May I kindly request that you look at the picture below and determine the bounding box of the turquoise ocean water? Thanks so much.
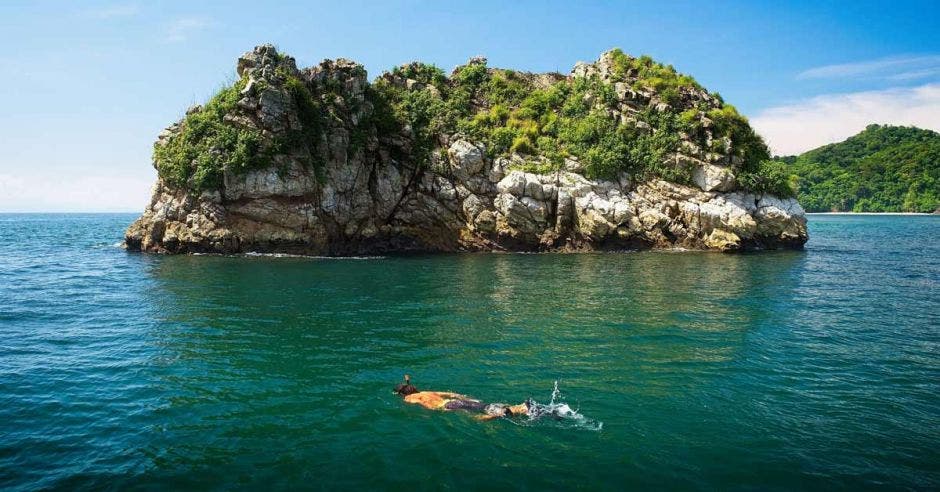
[0,214,937,490]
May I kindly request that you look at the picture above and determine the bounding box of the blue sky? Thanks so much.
[1,0,938,211]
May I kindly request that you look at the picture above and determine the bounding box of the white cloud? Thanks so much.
[751,83,940,156]
[165,17,211,43]
[84,4,140,19]
[0,173,153,212]
[797,55,940,81]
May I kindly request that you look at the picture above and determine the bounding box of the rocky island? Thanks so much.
[126,45,807,254]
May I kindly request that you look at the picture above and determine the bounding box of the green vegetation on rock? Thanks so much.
[154,77,272,191]
[156,47,790,197]
[782,125,940,212]
[737,160,798,198]
[371,51,777,190]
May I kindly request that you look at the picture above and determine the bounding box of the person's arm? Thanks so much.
[475,414,501,421]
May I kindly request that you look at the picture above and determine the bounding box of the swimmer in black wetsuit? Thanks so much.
[394,375,529,419]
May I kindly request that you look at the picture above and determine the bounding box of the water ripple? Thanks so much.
[0,214,937,489]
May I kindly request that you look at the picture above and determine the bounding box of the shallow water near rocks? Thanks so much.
[0,214,937,489]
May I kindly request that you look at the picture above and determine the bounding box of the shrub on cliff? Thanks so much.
[154,77,271,190]
[738,160,797,197]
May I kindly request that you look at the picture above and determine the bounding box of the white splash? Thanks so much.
[517,380,603,431]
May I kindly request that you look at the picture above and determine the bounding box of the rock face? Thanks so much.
[126,45,807,254]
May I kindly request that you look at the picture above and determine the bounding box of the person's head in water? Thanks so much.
[394,374,418,396]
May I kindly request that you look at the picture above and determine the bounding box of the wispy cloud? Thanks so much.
[165,17,211,43]
[797,55,940,81]
[84,4,140,19]
[888,69,940,81]
[751,83,940,155]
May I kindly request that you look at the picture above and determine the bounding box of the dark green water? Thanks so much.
[1,214,938,490]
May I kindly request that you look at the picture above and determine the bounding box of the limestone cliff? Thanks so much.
[126,45,807,254]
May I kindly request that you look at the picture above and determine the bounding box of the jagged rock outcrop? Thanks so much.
[126,45,807,254]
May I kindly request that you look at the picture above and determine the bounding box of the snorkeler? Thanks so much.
[394,375,530,420]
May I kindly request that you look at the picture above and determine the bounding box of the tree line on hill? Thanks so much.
[777,124,939,213]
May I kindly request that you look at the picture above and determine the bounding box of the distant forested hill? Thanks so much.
[781,124,939,212]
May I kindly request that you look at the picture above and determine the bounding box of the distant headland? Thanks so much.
[779,124,939,214]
